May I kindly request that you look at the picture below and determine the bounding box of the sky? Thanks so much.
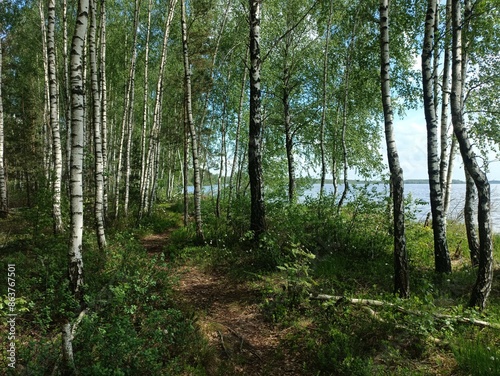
[388,108,500,181]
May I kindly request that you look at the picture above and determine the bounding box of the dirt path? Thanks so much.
[141,231,302,376]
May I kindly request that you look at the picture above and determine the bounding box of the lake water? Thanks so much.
[302,183,500,233]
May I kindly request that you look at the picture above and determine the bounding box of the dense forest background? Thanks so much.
[1,0,500,375]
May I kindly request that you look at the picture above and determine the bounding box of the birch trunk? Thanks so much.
[283,45,295,203]
[68,0,87,308]
[124,0,140,217]
[140,0,177,218]
[337,18,358,211]
[451,0,493,309]
[422,0,451,273]
[464,168,479,266]
[47,0,63,234]
[227,47,248,219]
[39,0,52,181]
[183,109,189,226]
[380,0,409,298]
[63,0,71,179]
[439,0,452,215]
[90,0,106,249]
[216,96,228,218]
[64,0,89,370]
[319,1,333,201]
[140,0,152,218]
[0,35,7,217]
[248,0,266,237]
[181,0,204,241]
[115,0,139,218]
[100,0,109,218]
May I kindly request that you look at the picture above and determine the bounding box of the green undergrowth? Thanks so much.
[2,187,500,375]
[163,187,500,375]
[0,205,211,375]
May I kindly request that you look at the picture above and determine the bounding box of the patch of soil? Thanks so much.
[174,266,302,375]
[140,229,304,375]
[141,231,173,253]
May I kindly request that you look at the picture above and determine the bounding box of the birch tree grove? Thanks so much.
[140,0,178,218]
[379,0,409,299]
[3,0,500,372]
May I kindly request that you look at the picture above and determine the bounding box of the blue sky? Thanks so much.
[390,108,500,181]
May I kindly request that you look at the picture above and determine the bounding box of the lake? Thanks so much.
[302,183,500,233]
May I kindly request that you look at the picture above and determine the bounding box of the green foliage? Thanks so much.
[277,245,316,306]
[452,335,500,376]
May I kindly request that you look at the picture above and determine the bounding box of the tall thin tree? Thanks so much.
[90,0,106,249]
[422,0,451,273]
[0,34,7,218]
[319,0,333,201]
[181,0,204,241]
[63,0,89,370]
[248,0,266,237]
[380,0,409,298]
[47,0,63,233]
[450,0,493,309]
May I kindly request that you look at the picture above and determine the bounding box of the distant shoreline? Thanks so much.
[311,179,500,185]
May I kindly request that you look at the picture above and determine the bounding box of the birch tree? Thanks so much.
[439,0,452,217]
[90,0,106,249]
[64,0,88,369]
[451,0,493,309]
[181,0,204,241]
[0,34,7,218]
[319,0,333,201]
[380,0,409,298]
[140,0,177,218]
[248,0,266,237]
[47,0,63,234]
[422,0,451,273]
[100,0,109,218]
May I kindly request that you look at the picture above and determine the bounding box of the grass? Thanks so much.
[1,192,500,375]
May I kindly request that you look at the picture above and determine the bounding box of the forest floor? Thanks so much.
[141,231,303,376]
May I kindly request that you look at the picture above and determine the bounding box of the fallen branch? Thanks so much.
[214,322,263,360]
[217,330,231,358]
[310,294,500,329]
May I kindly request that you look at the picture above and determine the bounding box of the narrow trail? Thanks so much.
[141,230,303,376]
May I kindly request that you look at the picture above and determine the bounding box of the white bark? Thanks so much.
[90,0,106,249]
[380,0,409,298]
[47,0,63,234]
[139,0,152,219]
[319,1,333,201]
[451,0,493,309]
[422,0,451,273]
[124,0,140,217]
[0,36,7,216]
[181,0,204,240]
[63,0,72,181]
[39,0,52,181]
[69,0,88,303]
[141,0,178,218]
[65,0,89,370]
[227,48,248,219]
[439,0,452,217]
[100,0,109,218]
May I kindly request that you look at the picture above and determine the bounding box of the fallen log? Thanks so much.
[310,294,500,329]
